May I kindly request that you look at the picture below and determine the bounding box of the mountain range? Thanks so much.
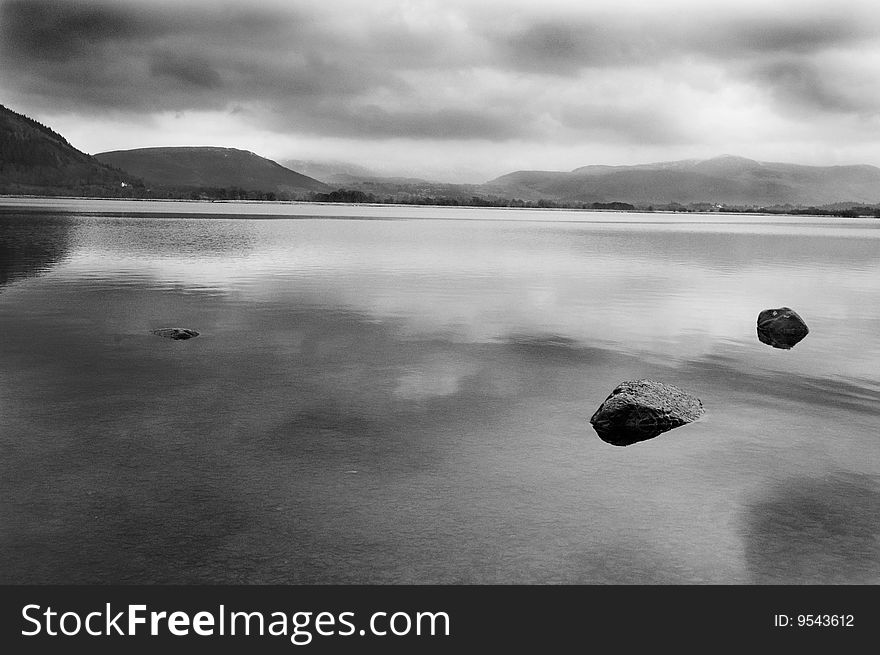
[3,104,880,208]
[481,155,880,206]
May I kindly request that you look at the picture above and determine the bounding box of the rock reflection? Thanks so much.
[151,327,199,340]
[756,307,809,349]
[590,379,705,446]
[741,473,880,583]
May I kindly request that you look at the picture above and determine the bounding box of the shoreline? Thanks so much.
[1,194,875,221]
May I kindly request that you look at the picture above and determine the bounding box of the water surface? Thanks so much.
[2,199,879,584]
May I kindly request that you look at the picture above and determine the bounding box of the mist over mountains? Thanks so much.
[279,160,381,186]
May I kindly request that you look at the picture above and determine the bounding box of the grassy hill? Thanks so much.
[0,104,136,196]
[96,147,328,197]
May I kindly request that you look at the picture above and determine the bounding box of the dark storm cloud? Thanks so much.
[488,6,877,72]
[559,104,689,145]
[692,10,880,117]
[0,0,298,58]
[703,15,873,56]
[0,0,158,61]
[750,58,865,114]
[0,0,468,136]
[0,1,375,105]
[2,0,879,146]
[149,53,223,89]
[485,4,880,120]
[490,19,656,73]
[264,103,524,141]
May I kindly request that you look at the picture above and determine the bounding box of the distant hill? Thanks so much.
[0,104,135,196]
[280,159,436,190]
[280,159,379,185]
[278,158,480,201]
[482,155,880,206]
[96,147,328,195]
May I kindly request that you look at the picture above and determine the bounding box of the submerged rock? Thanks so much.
[590,379,705,446]
[151,327,199,340]
[757,307,808,349]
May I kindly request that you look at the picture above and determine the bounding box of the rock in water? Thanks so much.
[590,379,705,446]
[757,307,809,349]
[151,327,199,340]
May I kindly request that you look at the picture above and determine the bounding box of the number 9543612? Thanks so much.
[797,615,854,627]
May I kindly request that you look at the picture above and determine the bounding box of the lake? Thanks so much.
[2,197,879,584]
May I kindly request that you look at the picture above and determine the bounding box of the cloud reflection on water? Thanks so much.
[741,473,880,584]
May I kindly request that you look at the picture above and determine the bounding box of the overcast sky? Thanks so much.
[2,0,880,182]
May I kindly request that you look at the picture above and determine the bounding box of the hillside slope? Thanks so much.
[96,147,328,195]
[0,104,134,195]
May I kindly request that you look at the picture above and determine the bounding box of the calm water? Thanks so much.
[2,198,879,584]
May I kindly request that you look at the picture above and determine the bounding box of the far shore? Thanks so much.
[1,194,877,221]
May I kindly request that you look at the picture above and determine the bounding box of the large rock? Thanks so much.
[151,327,199,340]
[590,379,705,446]
[757,307,808,349]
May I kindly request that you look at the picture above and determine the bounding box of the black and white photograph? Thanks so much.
[1,0,879,645]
